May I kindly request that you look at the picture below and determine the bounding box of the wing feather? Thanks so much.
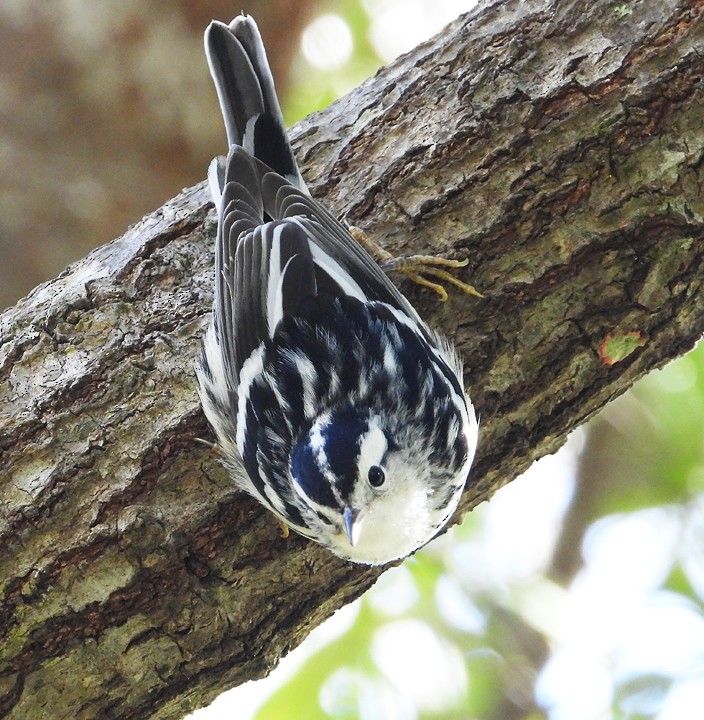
[212,146,436,390]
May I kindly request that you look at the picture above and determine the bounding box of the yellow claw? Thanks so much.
[398,271,449,302]
[347,226,483,301]
[277,519,290,539]
[382,256,483,300]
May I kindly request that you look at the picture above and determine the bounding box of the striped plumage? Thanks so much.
[196,15,478,564]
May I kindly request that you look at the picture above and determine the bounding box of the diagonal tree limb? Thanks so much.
[1,0,703,717]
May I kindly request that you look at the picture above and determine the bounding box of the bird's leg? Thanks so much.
[195,437,222,453]
[347,225,482,302]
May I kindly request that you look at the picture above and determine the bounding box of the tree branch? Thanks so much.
[1,0,703,717]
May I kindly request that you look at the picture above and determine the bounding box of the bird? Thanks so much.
[196,14,479,565]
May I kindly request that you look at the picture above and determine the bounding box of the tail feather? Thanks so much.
[205,17,307,192]
[207,156,225,212]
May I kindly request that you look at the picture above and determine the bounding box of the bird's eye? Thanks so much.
[367,465,385,487]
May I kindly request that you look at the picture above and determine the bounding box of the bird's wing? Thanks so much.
[213,146,429,386]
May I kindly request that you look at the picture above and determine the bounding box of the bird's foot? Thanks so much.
[347,225,482,302]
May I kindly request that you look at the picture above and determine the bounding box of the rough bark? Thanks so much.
[1,0,703,717]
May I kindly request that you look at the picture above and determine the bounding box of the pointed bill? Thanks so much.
[343,507,357,546]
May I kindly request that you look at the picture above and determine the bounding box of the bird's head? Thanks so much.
[289,402,477,565]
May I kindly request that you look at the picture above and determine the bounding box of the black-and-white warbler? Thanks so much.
[196,15,479,565]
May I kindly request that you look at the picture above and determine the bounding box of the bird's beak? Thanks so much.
[343,507,357,546]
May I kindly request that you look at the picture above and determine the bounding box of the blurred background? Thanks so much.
[3,1,702,718]
[0,0,325,310]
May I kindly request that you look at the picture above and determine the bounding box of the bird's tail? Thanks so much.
[204,16,307,194]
